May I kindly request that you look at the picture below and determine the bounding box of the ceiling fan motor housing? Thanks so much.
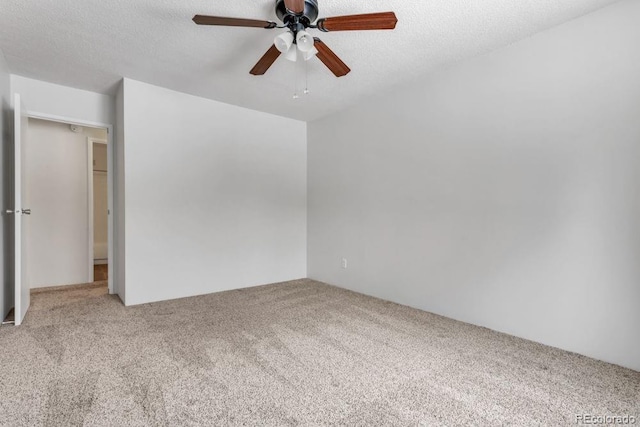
[275,0,319,26]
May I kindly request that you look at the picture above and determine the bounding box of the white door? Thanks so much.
[13,94,30,325]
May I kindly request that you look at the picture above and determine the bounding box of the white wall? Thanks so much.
[26,118,107,288]
[121,79,307,305]
[10,76,114,126]
[308,0,640,372]
[115,81,125,301]
[0,50,11,319]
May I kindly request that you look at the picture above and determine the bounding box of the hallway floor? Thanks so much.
[94,264,108,281]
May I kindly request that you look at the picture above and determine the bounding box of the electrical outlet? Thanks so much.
[341,258,348,269]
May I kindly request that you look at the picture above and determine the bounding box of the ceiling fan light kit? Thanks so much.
[274,30,316,62]
[274,32,294,53]
[193,0,397,77]
[302,46,318,61]
[283,44,299,62]
[296,31,315,53]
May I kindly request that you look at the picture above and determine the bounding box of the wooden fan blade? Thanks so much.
[317,12,397,32]
[193,15,277,29]
[313,38,350,77]
[284,0,305,14]
[250,45,282,75]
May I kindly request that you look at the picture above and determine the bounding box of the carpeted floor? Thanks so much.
[0,279,638,426]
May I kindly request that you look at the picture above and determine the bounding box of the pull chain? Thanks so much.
[304,58,309,95]
[293,48,299,99]
[293,48,311,98]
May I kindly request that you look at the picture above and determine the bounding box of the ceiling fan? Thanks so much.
[193,0,398,77]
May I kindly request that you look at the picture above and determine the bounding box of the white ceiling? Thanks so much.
[0,0,620,121]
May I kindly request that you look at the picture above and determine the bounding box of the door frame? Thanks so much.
[26,111,115,295]
[87,137,108,283]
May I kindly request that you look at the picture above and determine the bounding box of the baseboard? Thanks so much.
[31,281,107,294]
[94,259,108,265]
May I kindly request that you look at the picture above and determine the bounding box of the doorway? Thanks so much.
[25,117,113,293]
[89,138,108,282]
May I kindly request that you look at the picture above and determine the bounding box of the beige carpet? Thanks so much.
[0,279,638,426]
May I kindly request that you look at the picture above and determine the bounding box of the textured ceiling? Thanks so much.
[0,0,621,121]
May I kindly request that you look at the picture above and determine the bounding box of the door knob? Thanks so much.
[4,210,15,215]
